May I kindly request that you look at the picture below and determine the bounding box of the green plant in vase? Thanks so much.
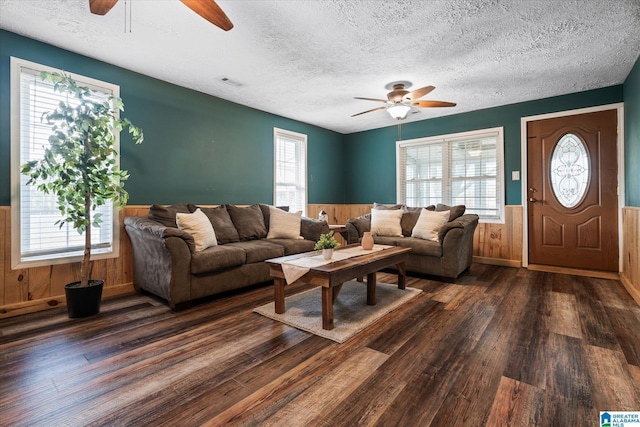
[315,231,341,260]
[21,71,143,317]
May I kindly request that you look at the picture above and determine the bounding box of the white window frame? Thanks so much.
[273,128,307,216]
[10,57,122,269]
[396,127,505,223]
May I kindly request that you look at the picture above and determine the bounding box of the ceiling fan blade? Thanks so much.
[351,106,387,117]
[180,0,234,31]
[89,0,118,15]
[411,100,457,108]
[354,97,388,104]
[404,85,435,101]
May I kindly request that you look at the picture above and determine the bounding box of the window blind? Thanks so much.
[15,63,116,265]
[274,128,307,215]
[397,128,504,222]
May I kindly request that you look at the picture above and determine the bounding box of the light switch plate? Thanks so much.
[512,171,520,181]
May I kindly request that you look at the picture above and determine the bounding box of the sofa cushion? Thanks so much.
[267,206,303,239]
[190,245,246,274]
[225,240,285,263]
[226,204,268,241]
[371,235,402,246]
[412,209,450,242]
[395,237,443,257]
[370,208,403,237]
[401,205,435,236]
[197,205,240,244]
[436,204,466,221]
[176,209,218,252]
[265,238,315,255]
[148,202,191,228]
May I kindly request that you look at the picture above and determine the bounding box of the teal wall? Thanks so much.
[344,86,623,205]
[0,30,345,206]
[1,30,635,209]
[624,54,640,207]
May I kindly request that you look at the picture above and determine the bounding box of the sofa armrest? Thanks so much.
[124,216,193,309]
[344,222,360,244]
[437,214,479,243]
[440,214,479,278]
[300,217,330,242]
[345,214,371,244]
[124,216,196,252]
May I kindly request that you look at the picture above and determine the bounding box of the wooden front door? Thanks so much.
[527,110,618,271]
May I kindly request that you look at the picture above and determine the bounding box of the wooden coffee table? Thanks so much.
[266,245,411,330]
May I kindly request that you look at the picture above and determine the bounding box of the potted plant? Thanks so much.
[314,231,341,260]
[21,71,143,318]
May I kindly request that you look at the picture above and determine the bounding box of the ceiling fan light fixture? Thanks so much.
[387,104,411,120]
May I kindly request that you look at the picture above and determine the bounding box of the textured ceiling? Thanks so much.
[1,0,639,134]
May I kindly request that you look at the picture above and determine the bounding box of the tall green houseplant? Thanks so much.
[21,72,143,289]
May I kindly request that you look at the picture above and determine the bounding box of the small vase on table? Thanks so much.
[361,231,374,250]
[322,248,334,260]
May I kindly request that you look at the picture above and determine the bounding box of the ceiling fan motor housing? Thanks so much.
[388,84,410,103]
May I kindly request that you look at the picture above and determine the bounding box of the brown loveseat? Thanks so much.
[345,204,479,280]
[124,203,329,310]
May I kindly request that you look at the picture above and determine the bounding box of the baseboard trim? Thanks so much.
[472,256,521,268]
[526,264,620,280]
[620,273,640,307]
[0,283,135,319]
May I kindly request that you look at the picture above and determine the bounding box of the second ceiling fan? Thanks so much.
[89,0,233,31]
[353,81,456,120]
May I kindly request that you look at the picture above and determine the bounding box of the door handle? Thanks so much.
[529,198,538,203]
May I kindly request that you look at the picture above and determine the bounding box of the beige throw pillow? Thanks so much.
[267,206,303,239]
[370,208,403,237]
[176,208,218,251]
[411,209,450,242]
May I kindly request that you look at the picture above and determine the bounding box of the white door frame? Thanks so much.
[520,103,625,271]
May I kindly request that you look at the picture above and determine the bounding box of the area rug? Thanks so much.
[253,280,422,343]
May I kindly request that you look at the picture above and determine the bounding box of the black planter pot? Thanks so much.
[64,279,104,318]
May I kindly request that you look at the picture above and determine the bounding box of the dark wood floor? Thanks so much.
[1,264,640,426]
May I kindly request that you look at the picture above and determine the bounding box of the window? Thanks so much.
[273,128,307,215]
[10,57,121,268]
[397,127,505,222]
[550,133,589,208]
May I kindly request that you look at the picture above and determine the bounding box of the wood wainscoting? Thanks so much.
[2,204,636,318]
[0,206,148,319]
[622,207,640,306]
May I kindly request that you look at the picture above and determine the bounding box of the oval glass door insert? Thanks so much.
[550,133,589,208]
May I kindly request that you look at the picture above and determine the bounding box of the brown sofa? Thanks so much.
[124,203,329,310]
[345,204,479,280]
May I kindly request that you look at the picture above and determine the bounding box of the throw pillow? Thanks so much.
[436,203,465,221]
[412,209,451,242]
[226,204,268,241]
[370,208,404,237]
[401,205,435,236]
[148,202,191,228]
[176,208,218,251]
[267,206,303,239]
[258,204,290,233]
[197,205,240,244]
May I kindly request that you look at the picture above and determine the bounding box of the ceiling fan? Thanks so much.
[89,0,233,31]
[352,81,456,120]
